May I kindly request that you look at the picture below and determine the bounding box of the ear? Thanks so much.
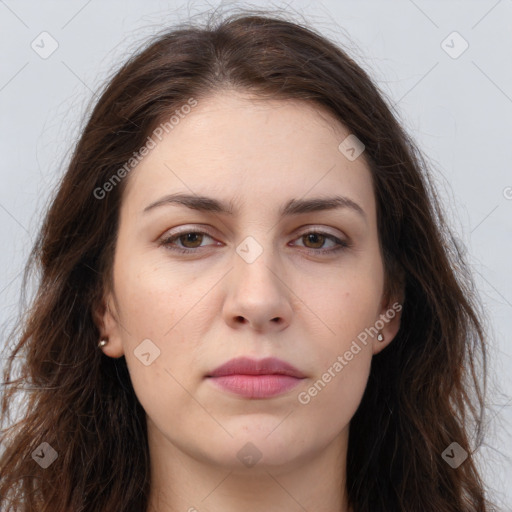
[93,291,125,359]
[372,287,404,356]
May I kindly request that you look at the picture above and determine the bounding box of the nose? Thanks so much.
[221,246,293,333]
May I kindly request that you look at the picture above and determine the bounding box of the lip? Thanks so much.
[206,356,306,399]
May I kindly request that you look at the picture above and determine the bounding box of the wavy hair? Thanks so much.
[0,9,493,511]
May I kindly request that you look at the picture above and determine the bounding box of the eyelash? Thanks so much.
[159,229,350,255]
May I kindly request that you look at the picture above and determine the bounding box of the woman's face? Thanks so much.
[100,91,401,471]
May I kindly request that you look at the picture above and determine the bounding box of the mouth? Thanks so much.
[206,356,306,399]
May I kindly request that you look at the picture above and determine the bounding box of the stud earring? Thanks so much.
[98,339,108,348]
[377,332,384,342]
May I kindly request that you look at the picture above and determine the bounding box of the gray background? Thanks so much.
[1,0,511,508]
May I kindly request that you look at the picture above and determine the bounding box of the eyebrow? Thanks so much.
[142,193,366,221]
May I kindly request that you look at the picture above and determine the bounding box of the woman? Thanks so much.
[0,10,494,512]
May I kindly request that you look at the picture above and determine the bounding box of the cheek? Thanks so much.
[295,270,380,421]
[116,267,201,428]
[304,271,383,351]
[294,342,372,449]
[112,250,212,375]
[113,250,201,338]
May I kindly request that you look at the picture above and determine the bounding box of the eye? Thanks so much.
[159,228,350,255]
[159,230,218,254]
[290,231,349,254]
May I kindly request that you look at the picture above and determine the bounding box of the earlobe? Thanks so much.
[372,299,403,355]
[93,293,125,358]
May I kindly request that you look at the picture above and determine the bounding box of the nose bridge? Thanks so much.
[233,233,281,295]
[223,233,292,330]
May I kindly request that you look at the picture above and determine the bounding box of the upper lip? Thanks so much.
[207,356,306,378]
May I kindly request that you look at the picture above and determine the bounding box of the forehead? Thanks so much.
[121,91,375,220]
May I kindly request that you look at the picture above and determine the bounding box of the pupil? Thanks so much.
[306,233,324,248]
[183,233,201,247]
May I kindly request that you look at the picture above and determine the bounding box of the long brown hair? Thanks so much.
[1,8,494,511]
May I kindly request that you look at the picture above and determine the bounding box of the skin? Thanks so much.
[98,90,402,512]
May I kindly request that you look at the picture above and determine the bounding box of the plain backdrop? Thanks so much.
[1,0,511,508]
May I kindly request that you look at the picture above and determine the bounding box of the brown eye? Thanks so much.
[302,233,327,249]
[160,230,217,253]
[178,232,204,248]
[291,230,349,254]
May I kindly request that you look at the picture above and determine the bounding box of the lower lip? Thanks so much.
[208,374,304,398]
